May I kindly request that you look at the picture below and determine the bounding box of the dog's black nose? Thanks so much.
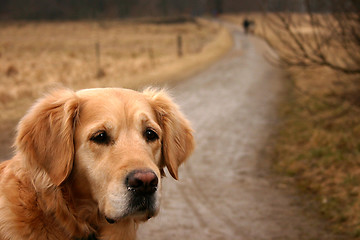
[126,170,158,195]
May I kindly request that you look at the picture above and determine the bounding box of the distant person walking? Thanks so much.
[243,18,250,34]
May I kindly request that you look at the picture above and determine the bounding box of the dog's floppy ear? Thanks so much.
[143,88,195,180]
[15,89,80,186]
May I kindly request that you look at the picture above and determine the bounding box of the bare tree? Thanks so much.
[261,0,360,75]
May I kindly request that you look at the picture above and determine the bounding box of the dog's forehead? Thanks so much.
[76,88,154,121]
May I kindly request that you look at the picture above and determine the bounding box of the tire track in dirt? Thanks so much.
[181,161,240,231]
[175,183,208,229]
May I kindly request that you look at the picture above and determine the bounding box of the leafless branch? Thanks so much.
[262,0,360,75]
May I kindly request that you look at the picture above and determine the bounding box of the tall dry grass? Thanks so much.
[0,19,232,124]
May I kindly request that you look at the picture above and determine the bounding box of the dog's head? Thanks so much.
[15,88,194,223]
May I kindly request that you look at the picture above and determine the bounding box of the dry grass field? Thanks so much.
[0,18,232,124]
[225,13,360,238]
[0,18,232,161]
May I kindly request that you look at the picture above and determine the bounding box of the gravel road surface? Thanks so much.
[137,24,341,240]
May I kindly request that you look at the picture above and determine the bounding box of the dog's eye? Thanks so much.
[144,129,159,142]
[90,131,110,145]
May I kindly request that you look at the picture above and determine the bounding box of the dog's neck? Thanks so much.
[24,164,96,238]
[38,182,96,237]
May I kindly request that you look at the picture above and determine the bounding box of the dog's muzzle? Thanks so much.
[105,169,159,224]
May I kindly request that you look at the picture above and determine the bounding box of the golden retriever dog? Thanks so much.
[0,88,194,240]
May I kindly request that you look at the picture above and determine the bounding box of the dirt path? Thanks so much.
[137,24,341,240]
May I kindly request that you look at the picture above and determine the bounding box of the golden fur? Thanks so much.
[0,88,194,240]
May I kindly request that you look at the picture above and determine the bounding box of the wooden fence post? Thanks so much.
[177,35,183,58]
[95,41,100,72]
[95,41,105,78]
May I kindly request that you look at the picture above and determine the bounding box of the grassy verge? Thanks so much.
[276,67,360,238]
[223,13,360,238]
